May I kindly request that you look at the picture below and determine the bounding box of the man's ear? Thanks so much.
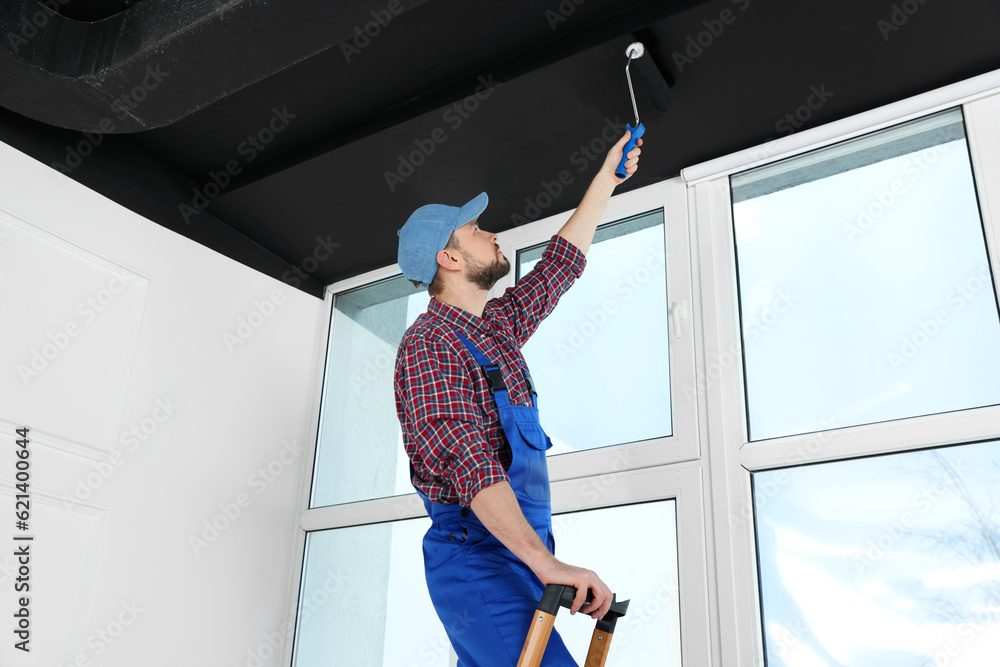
[436,247,461,272]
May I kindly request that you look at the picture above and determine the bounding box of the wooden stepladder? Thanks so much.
[517,584,630,667]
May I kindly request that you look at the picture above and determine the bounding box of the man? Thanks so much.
[394,130,642,665]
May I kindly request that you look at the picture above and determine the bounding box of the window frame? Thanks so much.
[693,91,1000,666]
[288,178,708,666]
[494,177,701,482]
[293,462,713,666]
[285,67,1000,667]
[304,177,699,511]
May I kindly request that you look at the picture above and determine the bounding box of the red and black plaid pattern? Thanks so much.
[394,234,586,506]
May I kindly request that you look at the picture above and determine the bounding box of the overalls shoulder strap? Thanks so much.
[451,327,538,403]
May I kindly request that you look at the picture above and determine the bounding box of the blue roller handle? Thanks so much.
[615,122,645,178]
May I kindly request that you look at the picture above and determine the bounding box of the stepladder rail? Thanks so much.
[516,584,630,667]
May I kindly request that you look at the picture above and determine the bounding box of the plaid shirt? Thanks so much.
[394,234,586,507]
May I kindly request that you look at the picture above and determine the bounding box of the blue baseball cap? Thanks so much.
[397,192,489,287]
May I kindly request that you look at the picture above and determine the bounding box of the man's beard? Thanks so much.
[462,248,511,290]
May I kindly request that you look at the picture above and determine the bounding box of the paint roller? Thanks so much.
[615,41,671,178]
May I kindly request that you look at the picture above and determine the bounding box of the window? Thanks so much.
[310,274,429,507]
[294,72,1000,667]
[694,89,1000,667]
[293,471,708,666]
[753,440,1000,666]
[516,209,671,452]
[496,178,699,477]
[295,178,709,666]
[731,108,1000,442]
[551,500,682,664]
[291,517,446,666]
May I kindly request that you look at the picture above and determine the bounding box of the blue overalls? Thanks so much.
[413,328,577,666]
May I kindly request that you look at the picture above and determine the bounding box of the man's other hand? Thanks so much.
[534,559,614,620]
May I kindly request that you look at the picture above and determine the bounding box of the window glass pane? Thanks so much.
[552,500,682,665]
[293,501,681,666]
[753,441,1000,666]
[517,211,671,453]
[311,276,429,507]
[292,517,452,666]
[731,108,1000,441]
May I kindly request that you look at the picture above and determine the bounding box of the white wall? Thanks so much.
[0,140,326,667]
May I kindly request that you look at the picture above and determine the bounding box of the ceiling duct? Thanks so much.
[0,0,441,133]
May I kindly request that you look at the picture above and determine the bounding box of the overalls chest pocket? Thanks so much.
[508,410,553,504]
[514,416,553,452]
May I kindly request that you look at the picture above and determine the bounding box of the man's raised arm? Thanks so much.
[556,130,642,256]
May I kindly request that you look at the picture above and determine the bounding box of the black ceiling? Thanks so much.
[2,0,999,298]
[53,0,136,22]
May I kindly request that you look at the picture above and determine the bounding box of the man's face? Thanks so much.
[454,218,510,290]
